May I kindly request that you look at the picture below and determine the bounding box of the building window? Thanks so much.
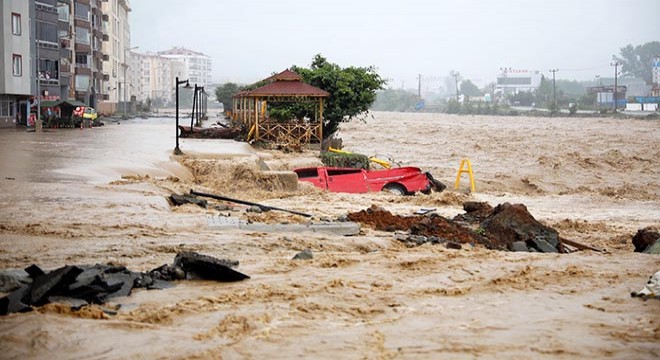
[75,74,90,90]
[11,13,21,35]
[0,96,16,117]
[57,4,70,22]
[75,27,90,45]
[36,21,58,43]
[12,55,22,76]
[74,3,90,21]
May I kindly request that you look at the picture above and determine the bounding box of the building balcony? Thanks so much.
[60,64,71,73]
[74,18,90,28]
[76,67,92,76]
[39,78,60,86]
[75,43,91,52]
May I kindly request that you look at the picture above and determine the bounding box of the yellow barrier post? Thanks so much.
[454,158,476,192]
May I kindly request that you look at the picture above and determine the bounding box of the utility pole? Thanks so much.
[417,74,422,98]
[611,61,620,112]
[549,69,559,109]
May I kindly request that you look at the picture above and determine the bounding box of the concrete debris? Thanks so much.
[643,240,660,255]
[480,203,563,253]
[632,227,660,253]
[395,234,445,247]
[293,249,314,260]
[453,201,494,224]
[0,269,31,293]
[173,252,249,282]
[511,241,529,252]
[0,252,248,316]
[631,270,660,300]
[170,193,208,208]
[207,215,361,236]
[445,241,463,250]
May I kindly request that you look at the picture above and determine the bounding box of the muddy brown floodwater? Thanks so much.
[0,112,659,359]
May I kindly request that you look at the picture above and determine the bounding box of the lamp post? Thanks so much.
[174,76,191,155]
[123,46,139,119]
[190,83,198,129]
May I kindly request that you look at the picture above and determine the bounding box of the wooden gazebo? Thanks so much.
[232,69,329,144]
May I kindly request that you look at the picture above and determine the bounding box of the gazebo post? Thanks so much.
[319,98,324,141]
[254,97,259,140]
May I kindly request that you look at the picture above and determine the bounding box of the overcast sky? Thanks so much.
[131,0,660,88]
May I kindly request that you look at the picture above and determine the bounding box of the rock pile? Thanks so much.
[0,251,249,316]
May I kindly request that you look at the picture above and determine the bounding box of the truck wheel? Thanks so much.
[384,183,407,196]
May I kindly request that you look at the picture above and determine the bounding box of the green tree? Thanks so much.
[534,75,553,107]
[460,79,481,97]
[214,82,241,111]
[613,41,660,84]
[291,54,386,138]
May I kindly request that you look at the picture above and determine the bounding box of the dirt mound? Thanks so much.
[347,205,487,246]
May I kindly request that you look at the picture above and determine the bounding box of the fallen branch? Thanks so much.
[190,190,312,218]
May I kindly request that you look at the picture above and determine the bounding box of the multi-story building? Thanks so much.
[158,47,212,86]
[0,0,33,127]
[130,51,184,106]
[34,0,61,103]
[56,0,106,109]
[495,68,542,96]
[653,56,660,86]
[100,0,130,115]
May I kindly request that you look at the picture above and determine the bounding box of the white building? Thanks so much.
[130,51,184,106]
[0,0,33,127]
[100,0,131,114]
[653,56,660,85]
[495,68,542,95]
[158,47,212,86]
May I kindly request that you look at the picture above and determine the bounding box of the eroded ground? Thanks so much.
[0,112,658,359]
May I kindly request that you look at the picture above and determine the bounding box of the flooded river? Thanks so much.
[0,113,658,359]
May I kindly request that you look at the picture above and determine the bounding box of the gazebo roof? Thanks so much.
[236,69,329,98]
[246,81,329,98]
[263,69,303,82]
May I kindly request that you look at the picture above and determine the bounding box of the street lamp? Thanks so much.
[191,85,206,128]
[123,46,139,119]
[174,76,191,155]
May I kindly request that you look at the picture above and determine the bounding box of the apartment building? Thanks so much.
[34,0,61,102]
[100,0,131,114]
[130,51,184,106]
[158,47,212,87]
[0,0,33,127]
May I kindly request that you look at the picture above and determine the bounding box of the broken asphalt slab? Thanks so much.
[0,251,249,316]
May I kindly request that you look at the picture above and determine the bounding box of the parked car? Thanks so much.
[82,107,98,121]
[293,166,444,195]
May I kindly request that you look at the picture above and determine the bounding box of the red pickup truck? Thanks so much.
[293,166,440,195]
